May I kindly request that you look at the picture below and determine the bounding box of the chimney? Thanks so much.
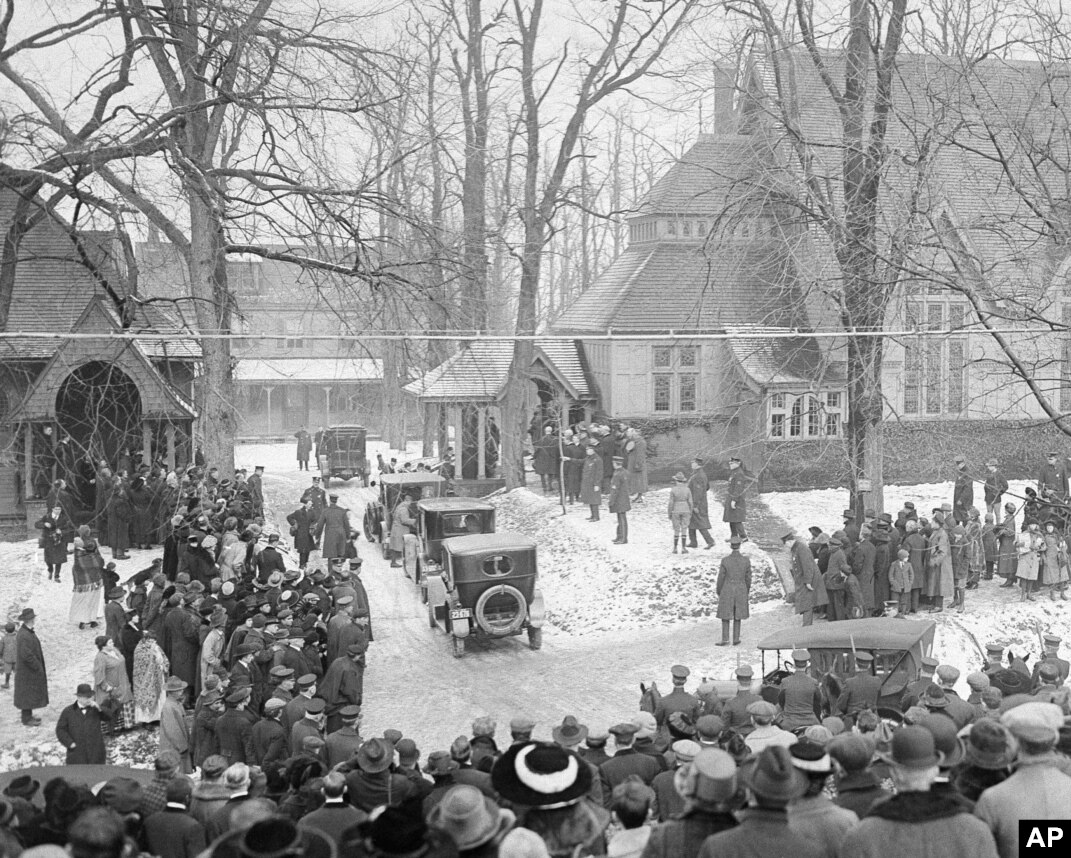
[710,63,740,135]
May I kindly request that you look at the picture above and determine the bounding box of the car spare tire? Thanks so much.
[474,584,527,637]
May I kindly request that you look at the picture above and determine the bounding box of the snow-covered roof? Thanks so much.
[234,357,382,383]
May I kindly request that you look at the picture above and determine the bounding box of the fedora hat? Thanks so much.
[741,746,808,803]
[881,725,944,769]
[491,741,592,808]
[428,785,514,851]
[357,737,394,774]
[365,805,431,856]
[424,750,460,776]
[239,818,308,858]
[18,608,35,622]
[917,714,965,768]
[4,774,40,799]
[965,720,1016,770]
[672,472,687,482]
[552,715,588,747]
[165,676,188,694]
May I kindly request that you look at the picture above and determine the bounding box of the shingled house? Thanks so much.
[0,191,199,529]
[553,51,1071,488]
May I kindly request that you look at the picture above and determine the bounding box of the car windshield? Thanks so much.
[808,648,910,683]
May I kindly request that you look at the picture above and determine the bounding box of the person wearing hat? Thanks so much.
[599,723,662,804]
[578,440,605,522]
[388,491,417,568]
[140,749,183,817]
[282,673,319,734]
[782,531,820,626]
[822,531,852,622]
[192,684,225,769]
[840,509,860,546]
[1032,632,1070,685]
[684,457,717,551]
[345,736,414,812]
[428,784,515,854]
[216,686,256,765]
[721,456,751,541]
[899,655,938,710]
[744,701,797,754]
[35,503,70,584]
[835,652,882,726]
[720,665,761,735]
[158,675,193,772]
[624,427,649,504]
[952,455,974,525]
[827,733,885,817]
[188,755,230,827]
[300,473,327,526]
[320,642,365,733]
[631,711,666,768]
[698,746,817,858]
[647,738,700,822]
[653,665,700,746]
[609,455,631,544]
[667,471,695,555]
[933,665,976,730]
[838,726,999,858]
[643,747,739,858]
[952,720,1015,803]
[55,682,109,764]
[250,696,289,769]
[984,459,1008,518]
[296,771,365,846]
[787,739,859,853]
[965,672,991,720]
[286,497,317,570]
[199,610,228,696]
[925,507,955,613]
[323,704,364,768]
[314,491,352,566]
[778,650,822,732]
[715,535,751,646]
[12,606,47,727]
[103,586,128,651]
[2,775,40,827]
[291,695,327,752]
[580,727,611,768]
[533,424,560,494]
[449,735,496,797]
[161,587,200,704]
[508,715,536,745]
[1038,450,1069,498]
[142,777,205,858]
[975,703,1071,858]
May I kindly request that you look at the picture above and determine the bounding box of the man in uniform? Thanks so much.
[609,456,631,545]
[598,723,662,808]
[715,535,751,646]
[952,455,973,525]
[290,697,326,751]
[836,652,882,726]
[654,664,699,747]
[324,705,364,768]
[934,664,976,729]
[982,642,1007,682]
[778,649,821,732]
[1032,632,1070,686]
[720,665,761,735]
[1039,451,1069,497]
[984,459,1009,517]
[247,466,264,519]
[722,457,749,540]
[301,476,327,527]
[282,673,319,735]
[320,643,365,733]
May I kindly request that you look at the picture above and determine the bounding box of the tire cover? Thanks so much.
[474,584,527,636]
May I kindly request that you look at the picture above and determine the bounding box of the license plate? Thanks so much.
[450,608,472,620]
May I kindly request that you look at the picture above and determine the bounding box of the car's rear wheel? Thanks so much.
[527,626,543,650]
[474,585,527,637]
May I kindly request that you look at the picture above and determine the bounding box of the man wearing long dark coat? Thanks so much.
[55,684,110,764]
[715,537,751,646]
[13,608,47,726]
[163,596,201,704]
[722,457,750,540]
[315,496,351,563]
[320,645,365,734]
[783,531,820,626]
[686,458,715,549]
[287,501,316,569]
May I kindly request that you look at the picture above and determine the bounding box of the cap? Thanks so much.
[792,648,810,663]
[509,716,536,734]
[966,672,991,691]
[985,642,1005,655]
[921,656,940,669]
[696,715,725,742]
[296,673,317,688]
[854,652,873,664]
[609,722,639,738]
[304,698,325,715]
[632,712,657,738]
[269,666,295,679]
[1043,633,1062,647]
[396,738,419,763]
[735,665,754,679]
[936,665,960,684]
[263,698,286,712]
[671,664,690,680]
[226,687,251,705]
[340,704,361,719]
[672,739,701,763]
[746,701,778,720]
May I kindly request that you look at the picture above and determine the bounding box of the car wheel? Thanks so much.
[452,635,465,658]
[362,510,375,543]
[474,585,528,636]
[527,626,543,650]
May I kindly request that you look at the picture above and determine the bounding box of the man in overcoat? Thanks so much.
[320,643,366,733]
[162,594,201,704]
[13,607,47,726]
[609,457,631,545]
[783,530,819,626]
[247,466,264,518]
[55,683,110,764]
[626,429,648,502]
[716,535,751,646]
[953,455,974,525]
[984,459,1009,517]
[286,499,316,569]
[315,494,351,565]
[579,443,604,521]
[687,458,715,549]
[722,457,750,540]
[295,427,312,471]
[1039,451,1070,497]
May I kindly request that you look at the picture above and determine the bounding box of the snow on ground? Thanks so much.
[493,488,782,635]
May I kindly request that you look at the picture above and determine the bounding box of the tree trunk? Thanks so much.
[188,194,236,475]
[845,335,885,517]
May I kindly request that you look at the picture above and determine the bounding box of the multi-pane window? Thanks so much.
[651,345,701,413]
[768,392,846,439]
[902,300,968,416]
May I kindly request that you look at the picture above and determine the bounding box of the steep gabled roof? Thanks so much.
[728,327,846,388]
[404,340,593,402]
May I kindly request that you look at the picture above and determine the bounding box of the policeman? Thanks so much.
[654,664,700,747]
[1031,632,1070,686]
[836,652,882,726]
[901,655,939,710]
[720,665,762,736]
[982,642,1006,682]
[777,649,822,732]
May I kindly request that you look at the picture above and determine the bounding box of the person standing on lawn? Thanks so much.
[687,458,716,549]
[716,535,751,646]
[668,472,694,555]
[295,427,312,471]
[722,457,750,541]
[35,506,68,583]
[626,428,648,503]
[56,682,110,764]
[609,457,631,545]
[580,442,604,522]
[13,607,47,726]
[782,531,820,626]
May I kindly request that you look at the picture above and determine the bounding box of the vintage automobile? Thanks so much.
[427,531,546,658]
[317,425,369,487]
[363,473,445,557]
[404,497,496,602]
[755,618,938,714]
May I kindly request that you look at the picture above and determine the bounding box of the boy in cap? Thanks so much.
[744,701,797,754]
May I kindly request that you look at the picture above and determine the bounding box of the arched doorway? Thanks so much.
[56,361,142,485]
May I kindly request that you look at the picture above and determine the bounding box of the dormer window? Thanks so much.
[682,221,692,237]
[666,220,677,237]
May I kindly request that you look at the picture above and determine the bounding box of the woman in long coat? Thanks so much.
[70,526,104,628]
[133,629,169,723]
[128,477,154,549]
[925,517,953,612]
[996,503,1019,583]
[1016,521,1043,600]
[1042,520,1069,600]
[107,486,132,560]
[579,445,604,520]
[626,431,648,499]
[93,635,134,731]
[687,460,714,549]
[35,506,68,582]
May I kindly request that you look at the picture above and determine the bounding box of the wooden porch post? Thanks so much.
[142,423,153,467]
[453,405,465,473]
[476,406,487,479]
[263,386,274,435]
[22,423,32,503]
[165,425,176,471]
[323,386,332,425]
